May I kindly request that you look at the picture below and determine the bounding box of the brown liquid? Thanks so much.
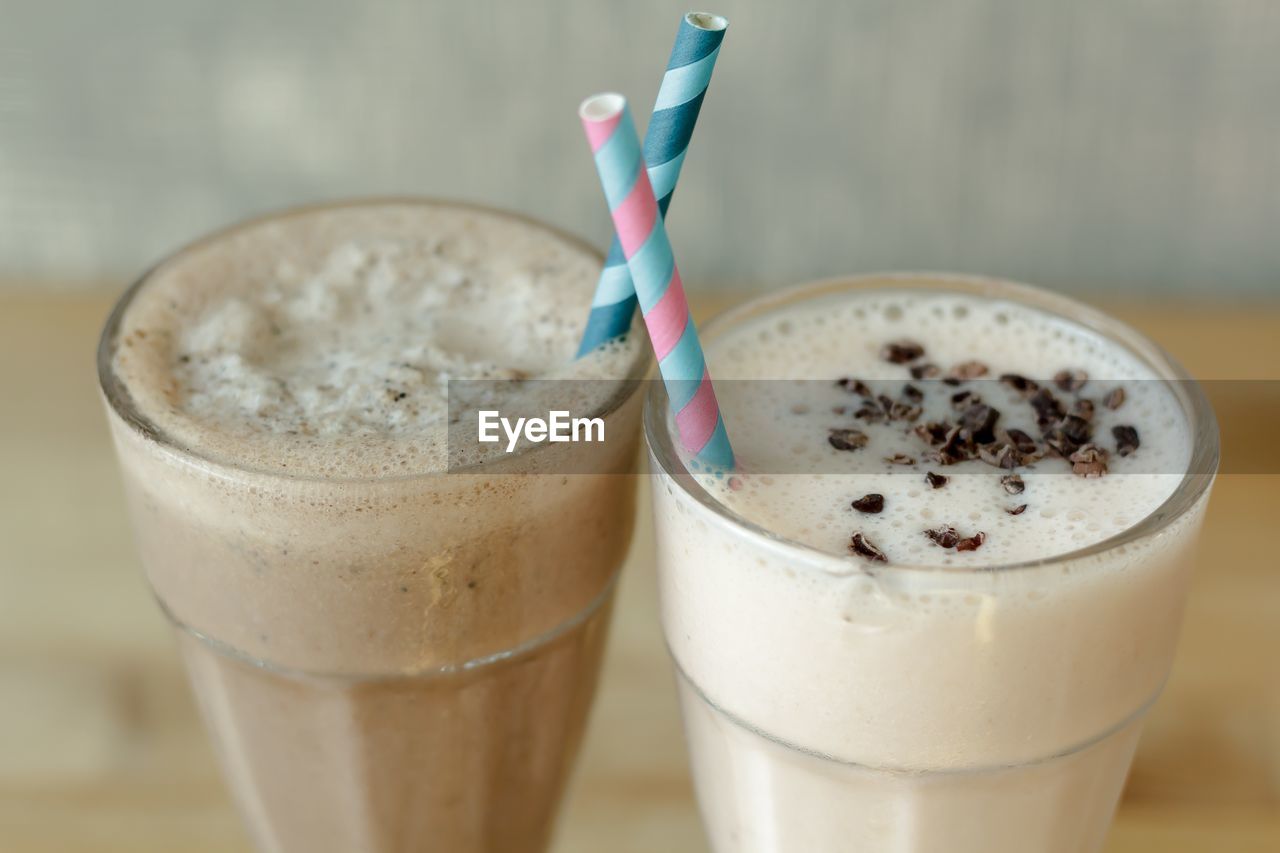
[177,605,611,853]
[100,201,647,852]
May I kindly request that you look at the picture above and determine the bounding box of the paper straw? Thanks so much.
[580,93,733,470]
[576,12,728,357]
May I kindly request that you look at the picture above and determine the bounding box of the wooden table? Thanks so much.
[0,290,1276,852]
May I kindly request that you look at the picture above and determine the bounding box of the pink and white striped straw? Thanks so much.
[579,92,733,470]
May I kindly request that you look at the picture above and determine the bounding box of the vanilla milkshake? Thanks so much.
[98,200,648,852]
[646,274,1217,852]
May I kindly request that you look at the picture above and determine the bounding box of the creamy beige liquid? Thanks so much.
[651,278,1209,852]
[101,201,645,853]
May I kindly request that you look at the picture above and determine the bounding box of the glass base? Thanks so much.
[175,597,614,853]
[676,670,1144,853]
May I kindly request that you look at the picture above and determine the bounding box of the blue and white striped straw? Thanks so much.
[576,11,728,356]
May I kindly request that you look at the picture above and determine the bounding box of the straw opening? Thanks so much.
[574,10,729,357]
[579,92,625,122]
[686,12,728,31]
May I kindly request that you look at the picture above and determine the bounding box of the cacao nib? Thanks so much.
[915,421,952,446]
[837,378,874,398]
[1103,387,1126,410]
[850,532,888,563]
[1069,443,1110,478]
[1112,425,1140,457]
[1005,428,1038,455]
[979,443,1020,469]
[1000,473,1025,495]
[1030,389,1066,428]
[1000,374,1040,396]
[949,360,990,380]
[959,403,1000,445]
[852,494,885,513]
[1054,369,1088,393]
[924,526,961,549]
[881,340,925,364]
[829,428,870,451]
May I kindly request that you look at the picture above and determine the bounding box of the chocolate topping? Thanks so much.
[1059,414,1092,445]
[1112,425,1140,457]
[959,403,1000,444]
[1004,428,1038,455]
[1000,473,1025,495]
[1029,388,1066,428]
[828,428,869,451]
[889,401,924,423]
[1054,369,1088,393]
[924,526,986,552]
[924,526,960,548]
[1069,443,1109,478]
[837,378,874,398]
[850,532,888,563]
[1103,387,1127,410]
[979,443,1020,469]
[914,421,948,446]
[827,342,1148,562]
[948,360,989,380]
[853,403,885,424]
[1000,374,1040,396]
[880,340,925,364]
[1043,426,1081,459]
[851,493,885,513]
[936,425,973,465]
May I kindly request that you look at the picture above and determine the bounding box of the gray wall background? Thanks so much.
[2,0,1279,295]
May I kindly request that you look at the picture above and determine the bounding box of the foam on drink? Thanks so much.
[687,288,1191,566]
[112,202,639,476]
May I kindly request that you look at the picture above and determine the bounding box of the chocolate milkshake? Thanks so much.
[98,200,648,852]
[646,274,1217,852]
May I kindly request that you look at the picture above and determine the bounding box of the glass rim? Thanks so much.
[97,196,651,484]
[643,271,1220,575]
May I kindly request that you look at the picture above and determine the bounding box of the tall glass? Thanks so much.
[98,200,650,852]
[645,274,1218,852]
